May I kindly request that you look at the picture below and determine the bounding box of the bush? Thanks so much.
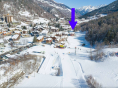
[86,75,102,88]
[82,43,86,46]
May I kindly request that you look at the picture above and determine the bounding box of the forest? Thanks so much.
[75,11,118,45]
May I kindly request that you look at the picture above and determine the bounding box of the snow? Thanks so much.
[14,31,21,34]
[12,34,19,39]
[55,14,59,17]
[0,30,116,87]
[18,11,32,17]
[4,4,10,9]
[33,17,50,24]
[37,36,43,40]
[46,38,52,40]
[78,5,106,15]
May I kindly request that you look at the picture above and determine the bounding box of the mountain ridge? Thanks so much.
[79,0,118,18]
[77,4,106,15]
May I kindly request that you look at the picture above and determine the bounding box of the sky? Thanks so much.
[54,0,116,8]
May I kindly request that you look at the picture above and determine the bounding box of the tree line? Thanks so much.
[75,11,118,45]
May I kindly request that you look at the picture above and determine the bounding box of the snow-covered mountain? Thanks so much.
[35,0,81,18]
[77,5,106,15]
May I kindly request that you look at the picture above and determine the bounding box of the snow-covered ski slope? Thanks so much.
[15,31,118,87]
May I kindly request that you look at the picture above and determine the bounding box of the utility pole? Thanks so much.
[75,47,76,55]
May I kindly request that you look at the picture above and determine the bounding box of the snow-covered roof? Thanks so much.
[70,32,75,34]
[12,34,19,39]
[41,30,48,34]
[4,36,11,40]
[50,26,58,30]
[56,32,62,35]
[62,32,69,34]
[14,31,21,34]
[37,36,44,40]
[46,38,52,40]
[0,39,4,43]
[61,36,67,38]
[9,28,15,30]
[50,34,56,37]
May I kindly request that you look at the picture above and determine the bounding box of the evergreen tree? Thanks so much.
[23,26,27,29]
[8,23,11,28]
[29,30,31,34]
[33,35,37,43]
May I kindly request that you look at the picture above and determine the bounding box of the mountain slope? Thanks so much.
[77,5,106,15]
[35,0,81,18]
[0,0,81,21]
[0,0,55,20]
[77,11,118,45]
[79,0,118,18]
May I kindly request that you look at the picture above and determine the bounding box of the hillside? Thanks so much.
[35,0,81,18]
[79,0,118,18]
[0,0,81,21]
[0,0,55,21]
[76,11,118,45]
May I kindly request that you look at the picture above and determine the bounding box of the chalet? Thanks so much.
[56,32,62,37]
[8,28,15,32]
[14,31,21,34]
[55,36,61,43]
[22,29,29,34]
[61,36,68,41]
[69,32,75,36]
[31,31,39,37]
[46,38,52,44]
[37,36,44,43]
[11,34,21,41]
[50,26,59,32]
[50,34,56,41]
[3,31,12,36]
[41,30,49,37]
[62,32,69,36]
[61,25,71,30]
[15,28,22,32]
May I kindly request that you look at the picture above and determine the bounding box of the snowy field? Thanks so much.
[14,31,118,87]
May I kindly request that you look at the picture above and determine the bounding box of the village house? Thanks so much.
[50,34,56,41]
[61,25,71,31]
[55,32,62,37]
[21,29,31,37]
[58,18,65,23]
[14,31,21,34]
[69,32,75,36]
[8,28,15,32]
[55,36,61,43]
[31,31,40,37]
[46,38,52,44]
[62,32,69,36]
[22,29,29,34]
[50,26,59,32]
[37,36,44,43]
[11,34,21,41]
[41,30,49,37]
[2,31,11,36]
[61,36,68,41]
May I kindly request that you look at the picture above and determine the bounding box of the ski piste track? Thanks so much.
[38,51,88,88]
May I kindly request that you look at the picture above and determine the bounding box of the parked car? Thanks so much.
[33,51,41,53]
